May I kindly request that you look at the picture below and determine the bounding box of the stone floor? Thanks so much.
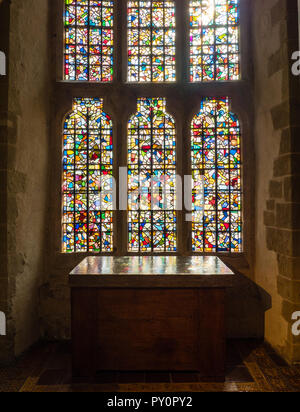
[0,340,299,392]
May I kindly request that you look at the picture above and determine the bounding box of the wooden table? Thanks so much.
[70,256,235,380]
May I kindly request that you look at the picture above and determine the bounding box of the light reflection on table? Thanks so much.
[71,256,234,277]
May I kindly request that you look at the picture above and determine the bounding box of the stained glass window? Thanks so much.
[190,0,240,82]
[64,0,114,82]
[128,1,176,82]
[191,97,242,252]
[128,98,177,252]
[62,98,114,253]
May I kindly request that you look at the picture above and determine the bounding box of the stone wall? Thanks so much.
[0,0,50,362]
[9,0,51,357]
[40,0,267,343]
[0,0,299,366]
[253,0,300,363]
[0,0,13,364]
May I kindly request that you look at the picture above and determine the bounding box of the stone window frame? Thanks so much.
[49,0,254,271]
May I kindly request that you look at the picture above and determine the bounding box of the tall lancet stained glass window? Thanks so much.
[128,1,176,82]
[128,98,177,252]
[64,0,114,82]
[191,98,242,252]
[190,0,240,82]
[62,98,114,253]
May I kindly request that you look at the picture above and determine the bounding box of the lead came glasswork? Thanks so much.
[191,97,242,252]
[190,0,240,82]
[62,98,113,253]
[128,98,177,252]
[64,0,114,81]
[128,1,176,82]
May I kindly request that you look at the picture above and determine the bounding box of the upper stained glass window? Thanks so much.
[190,0,240,82]
[62,98,114,253]
[191,97,242,252]
[128,1,176,82]
[128,98,177,252]
[64,0,114,82]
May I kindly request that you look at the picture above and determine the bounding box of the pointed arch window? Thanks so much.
[64,0,114,81]
[190,0,240,82]
[128,98,177,252]
[191,97,242,252]
[58,1,247,256]
[127,1,176,82]
[62,98,114,253]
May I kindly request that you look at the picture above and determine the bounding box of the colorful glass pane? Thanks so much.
[190,0,240,82]
[191,97,242,252]
[64,0,114,82]
[128,1,176,82]
[128,98,177,252]
[62,98,114,253]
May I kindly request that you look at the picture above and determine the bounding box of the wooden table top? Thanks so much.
[70,256,235,288]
